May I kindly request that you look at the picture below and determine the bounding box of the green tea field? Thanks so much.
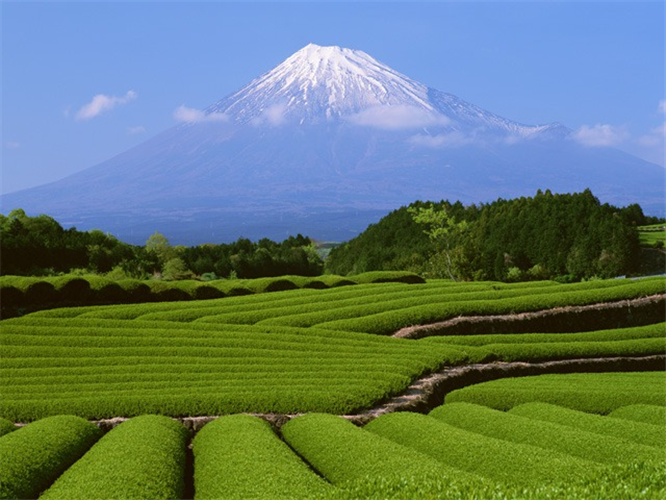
[1,275,664,499]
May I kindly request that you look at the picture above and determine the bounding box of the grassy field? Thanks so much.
[638,224,666,247]
[0,275,664,499]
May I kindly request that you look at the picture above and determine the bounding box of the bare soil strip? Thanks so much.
[393,294,666,339]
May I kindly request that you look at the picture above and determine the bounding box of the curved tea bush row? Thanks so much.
[422,323,666,363]
[331,460,666,500]
[24,277,660,330]
[317,278,665,334]
[196,282,560,327]
[40,415,188,500]
[193,415,334,500]
[0,320,467,421]
[71,280,543,323]
[444,372,666,414]
[0,271,423,316]
[609,404,666,427]
[28,279,445,321]
[280,413,482,487]
[0,415,102,500]
[2,278,663,421]
[364,411,597,486]
[0,419,17,437]
[508,402,666,448]
[429,402,664,465]
[425,322,666,347]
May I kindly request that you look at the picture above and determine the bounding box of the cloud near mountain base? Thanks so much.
[173,106,229,123]
[347,105,450,130]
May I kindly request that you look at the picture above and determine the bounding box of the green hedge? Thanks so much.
[39,415,188,500]
[424,322,666,347]
[326,460,666,500]
[429,402,664,465]
[0,271,423,317]
[508,402,666,449]
[0,419,17,437]
[0,415,102,499]
[0,313,467,422]
[317,278,665,334]
[444,372,666,414]
[365,411,597,486]
[193,415,334,500]
[609,404,666,427]
[280,413,478,486]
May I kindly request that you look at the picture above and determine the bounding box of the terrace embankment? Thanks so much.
[345,354,666,425]
[394,294,665,339]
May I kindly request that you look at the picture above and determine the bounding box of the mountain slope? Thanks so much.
[2,44,663,244]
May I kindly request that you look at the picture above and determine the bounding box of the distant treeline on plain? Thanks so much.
[1,189,663,282]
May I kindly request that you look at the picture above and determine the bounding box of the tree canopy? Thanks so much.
[327,190,645,281]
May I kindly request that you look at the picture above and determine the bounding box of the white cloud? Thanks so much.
[659,100,666,114]
[637,122,665,146]
[571,124,628,147]
[634,122,666,166]
[173,105,229,124]
[127,125,146,135]
[347,105,450,130]
[75,90,137,121]
[250,103,288,127]
[409,131,473,148]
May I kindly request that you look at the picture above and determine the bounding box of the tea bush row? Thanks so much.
[44,276,666,331]
[193,415,334,500]
[280,413,483,487]
[317,277,665,334]
[40,415,188,500]
[364,411,597,486]
[444,372,666,414]
[0,271,423,316]
[429,402,664,465]
[328,460,666,500]
[425,322,666,347]
[609,404,666,427]
[43,280,538,322]
[508,402,665,448]
[0,415,102,499]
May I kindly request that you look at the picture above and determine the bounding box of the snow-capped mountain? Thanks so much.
[206,43,562,136]
[2,44,663,244]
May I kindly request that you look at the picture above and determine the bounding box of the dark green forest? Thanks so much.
[327,190,659,282]
[0,209,323,279]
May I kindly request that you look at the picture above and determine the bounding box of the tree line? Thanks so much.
[0,209,323,279]
[327,190,660,282]
[2,190,661,282]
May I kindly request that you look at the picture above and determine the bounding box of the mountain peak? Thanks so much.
[203,44,560,137]
[208,43,432,123]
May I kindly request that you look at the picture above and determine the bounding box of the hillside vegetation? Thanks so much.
[328,189,662,281]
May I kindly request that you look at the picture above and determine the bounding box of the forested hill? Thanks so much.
[326,190,657,282]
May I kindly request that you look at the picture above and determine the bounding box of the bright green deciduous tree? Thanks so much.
[408,203,469,281]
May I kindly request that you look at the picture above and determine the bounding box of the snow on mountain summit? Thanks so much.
[208,43,436,124]
[205,43,564,137]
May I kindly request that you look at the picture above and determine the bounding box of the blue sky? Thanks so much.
[1,1,665,195]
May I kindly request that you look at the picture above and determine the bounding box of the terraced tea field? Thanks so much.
[1,275,664,499]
